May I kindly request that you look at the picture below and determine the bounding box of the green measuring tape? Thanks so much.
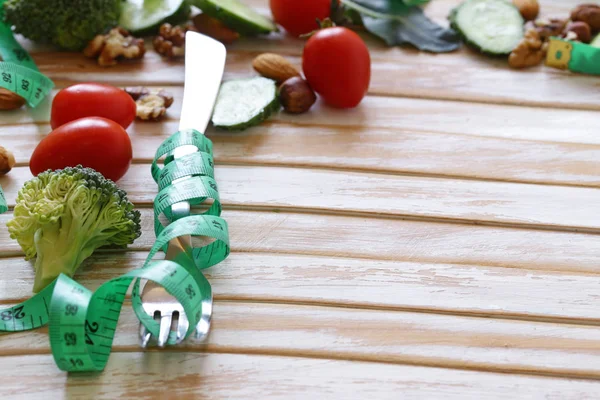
[0,130,230,372]
[0,0,54,107]
[546,37,600,76]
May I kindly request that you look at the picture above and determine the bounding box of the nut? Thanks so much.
[0,88,25,110]
[278,77,317,114]
[0,145,15,175]
[124,87,174,121]
[192,14,240,44]
[563,21,592,43]
[253,53,301,84]
[153,23,188,59]
[508,28,546,69]
[512,0,539,21]
[83,27,145,67]
[571,4,600,32]
[527,18,568,41]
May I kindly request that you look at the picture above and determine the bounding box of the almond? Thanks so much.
[0,88,25,111]
[252,53,301,84]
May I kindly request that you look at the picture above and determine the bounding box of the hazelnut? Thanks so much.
[571,4,600,32]
[278,77,317,114]
[513,0,540,21]
[0,88,25,111]
[564,21,592,43]
[0,146,15,175]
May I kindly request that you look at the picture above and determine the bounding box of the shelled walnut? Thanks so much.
[509,28,548,68]
[124,86,174,121]
[526,18,568,41]
[83,28,145,67]
[153,23,188,58]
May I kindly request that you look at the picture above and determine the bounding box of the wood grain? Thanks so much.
[4,252,600,323]
[4,301,600,379]
[4,164,600,232]
[5,92,600,189]
[1,0,599,394]
[9,88,600,146]
[3,352,599,400]
[1,209,599,274]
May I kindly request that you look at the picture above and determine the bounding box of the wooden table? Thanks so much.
[2,0,600,398]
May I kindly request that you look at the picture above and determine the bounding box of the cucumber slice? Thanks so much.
[120,0,191,36]
[592,34,600,48]
[449,0,524,55]
[212,77,280,131]
[191,0,277,36]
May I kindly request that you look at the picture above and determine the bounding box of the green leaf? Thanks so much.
[342,0,460,53]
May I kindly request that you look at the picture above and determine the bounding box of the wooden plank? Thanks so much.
[5,301,600,379]
[4,164,600,232]
[3,251,600,323]
[2,352,599,400]
[4,117,600,189]
[5,250,600,322]
[1,209,600,274]
[7,88,600,146]
[12,2,592,109]
[26,45,600,111]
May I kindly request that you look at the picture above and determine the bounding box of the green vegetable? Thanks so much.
[211,77,280,131]
[2,0,122,51]
[191,0,277,36]
[592,34,600,48]
[341,0,461,53]
[449,0,524,55]
[7,165,142,292]
[120,0,191,36]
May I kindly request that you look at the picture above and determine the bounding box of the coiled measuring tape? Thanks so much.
[0,130,229,372]
[0,0,54,107]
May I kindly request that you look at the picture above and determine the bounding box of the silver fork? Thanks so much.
[139,146,213,348]
[138,31,226,348]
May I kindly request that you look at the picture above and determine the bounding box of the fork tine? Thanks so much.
[176,314,189,343]
[157,314,172,347]
[139,324,152,348]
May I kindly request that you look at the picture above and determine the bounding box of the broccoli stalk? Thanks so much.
[2,0,122,51]
[7,166,141,292]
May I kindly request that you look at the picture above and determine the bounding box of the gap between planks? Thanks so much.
[11,156,600,191]
[3,249,600,328]
[5,301,600,381]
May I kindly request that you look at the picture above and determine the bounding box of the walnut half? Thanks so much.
[84,28,146,67]
[153,23,188,59]
[124,87,174,121]
[509,28,548,69]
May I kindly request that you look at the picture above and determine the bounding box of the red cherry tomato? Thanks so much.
[302,27,371,109]
[30,117,132,182]
[269,0,333,37]
[50,83,136,130]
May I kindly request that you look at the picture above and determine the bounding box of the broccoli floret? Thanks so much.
[7,165,142,292]
[2,0,122,51]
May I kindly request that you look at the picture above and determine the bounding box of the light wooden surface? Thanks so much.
[2,0,600,398]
